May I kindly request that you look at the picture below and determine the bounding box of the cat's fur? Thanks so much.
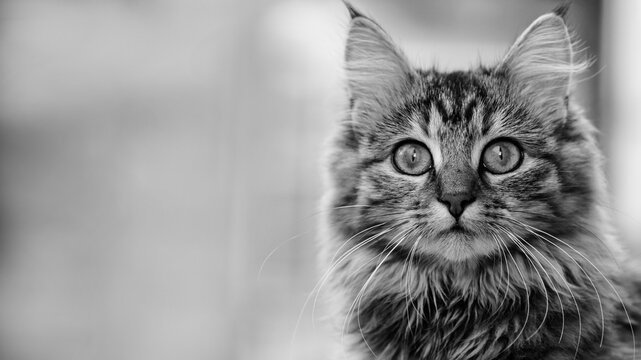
[321,3,641,360]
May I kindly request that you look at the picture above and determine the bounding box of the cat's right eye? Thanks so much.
[392,141,432,176]
[481,138,523,174]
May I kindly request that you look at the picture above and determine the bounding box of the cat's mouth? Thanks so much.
[435,222,475,242]
[431,223,499,261]
[449,223,468,233]
[440,221,473,237]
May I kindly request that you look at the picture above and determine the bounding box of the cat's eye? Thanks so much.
[481,139,523,174]
[392,141,432,176]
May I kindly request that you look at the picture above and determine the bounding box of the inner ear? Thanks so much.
[497,13,583,121]
[344,8,413,115]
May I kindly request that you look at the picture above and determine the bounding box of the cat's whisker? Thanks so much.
[510,220,607,343]
[313,223,402,324]
[287,226,388,358]
[502,225,579,346]
[326,222,391,269]
[500,237,532,352]
[530,254,567,343]
[488,230,511,317]
[509,207,621,264]
[311,204,410,222]
[262,207,405,284]
[398,228,425,337]
[327,204,383,211]
[501,219,585,358]
[296,220,406,351]
[403,232,423,337]
[340,244,397,356]
[258,231,309,281]
[506,224,583,350]
[504,225,568,343]
[338,227,410,343]
[505,219,612,359]
[495,225,551,342]
[568,221,622,266]
[345,227,414,357]
[512,219,636,357]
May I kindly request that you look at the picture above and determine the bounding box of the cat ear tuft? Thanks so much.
[553,2,571,20]
[498,13,587,121]
[344,10,412,113]
[342,0,364,20]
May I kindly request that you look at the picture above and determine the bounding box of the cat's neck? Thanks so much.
[339,238,613,360]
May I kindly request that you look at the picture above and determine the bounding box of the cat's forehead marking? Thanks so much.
[427,102,444,139]
[469,98,485,131]
[437,93,454,118]
[409,109,443,167]
[424,72,486,125]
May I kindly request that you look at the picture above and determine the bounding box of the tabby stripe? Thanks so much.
[464,98,478,122]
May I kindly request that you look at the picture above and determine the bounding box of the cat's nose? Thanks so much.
[436,161,479,219]
[437,192,476,219]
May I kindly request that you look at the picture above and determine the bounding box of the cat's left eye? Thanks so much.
[481,139,523,174]
[392,141,432,176]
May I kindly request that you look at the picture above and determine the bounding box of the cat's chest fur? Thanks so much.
[335,247,608,360]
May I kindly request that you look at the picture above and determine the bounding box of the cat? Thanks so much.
[320,2,641,360]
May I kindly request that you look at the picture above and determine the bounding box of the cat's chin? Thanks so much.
[423,227,499,262]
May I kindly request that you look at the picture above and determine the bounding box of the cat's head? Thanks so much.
[327,4,603,263]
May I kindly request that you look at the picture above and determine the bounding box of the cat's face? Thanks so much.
[329,9,599,263]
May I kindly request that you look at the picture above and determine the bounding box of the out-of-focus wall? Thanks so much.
[602,1,641,254]
[0,1,341,359]
[0,1,636,360]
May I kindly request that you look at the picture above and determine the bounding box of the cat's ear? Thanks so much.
[344,2,413,113]
[498,13,585,120]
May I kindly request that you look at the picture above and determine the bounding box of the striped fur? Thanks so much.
[321,5,640,360]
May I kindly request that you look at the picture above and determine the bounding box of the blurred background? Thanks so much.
[0,0,639,359]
